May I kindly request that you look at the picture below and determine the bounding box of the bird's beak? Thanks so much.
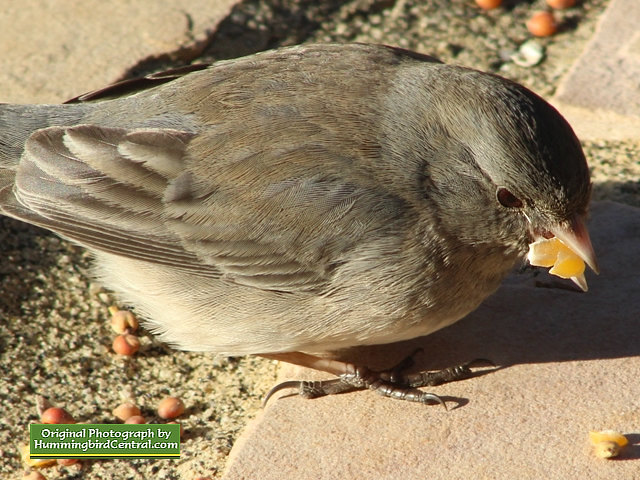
[547,215,598,292]
[550,215,599,274]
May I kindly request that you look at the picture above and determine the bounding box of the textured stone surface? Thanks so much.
[0,0,239,103]
[552,0,640,139]
[225,201,640,479]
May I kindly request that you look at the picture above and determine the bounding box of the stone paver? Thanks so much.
[552,0,640,139]
[224,201,640,479]
[0,0,239,103]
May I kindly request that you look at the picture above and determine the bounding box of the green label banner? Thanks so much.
[30,424,180,458]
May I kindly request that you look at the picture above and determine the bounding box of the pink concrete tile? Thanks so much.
[224,201,640,480]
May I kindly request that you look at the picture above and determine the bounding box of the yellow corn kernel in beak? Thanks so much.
[549,246,586,278]
[527,237,586,286]
[526,237,559,268]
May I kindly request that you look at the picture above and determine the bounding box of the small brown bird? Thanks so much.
[0,44,597,403]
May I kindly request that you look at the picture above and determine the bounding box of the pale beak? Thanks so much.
[550,215,599,291]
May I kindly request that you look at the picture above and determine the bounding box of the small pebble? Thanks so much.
[527,11,557,37]
[511,40,545,67]
[546,0,575,9]
[112,333,140,356]
[157,397,185,419]
[112,402,141,421]
[109,308,138,334]
[40,407,75,424]
[124,415,146,424]
[475,0,502,9]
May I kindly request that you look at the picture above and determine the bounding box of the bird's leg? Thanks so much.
[260,351,488,407]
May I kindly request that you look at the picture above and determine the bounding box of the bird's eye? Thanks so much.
[496,188,523,208]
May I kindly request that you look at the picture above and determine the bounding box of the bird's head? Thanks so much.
[389,64,598,290]
[448,68,598,289]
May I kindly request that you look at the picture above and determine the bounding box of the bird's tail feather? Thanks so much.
[0,103,86,190]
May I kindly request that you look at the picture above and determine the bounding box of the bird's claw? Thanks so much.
[263,356,492,408]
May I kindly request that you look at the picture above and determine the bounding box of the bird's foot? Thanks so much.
[261,350,491,408]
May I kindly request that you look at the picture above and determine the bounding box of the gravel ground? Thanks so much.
[3,0,636,479]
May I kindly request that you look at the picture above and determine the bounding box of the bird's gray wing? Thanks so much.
[0,125,213,273]
[2,124,407,292]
